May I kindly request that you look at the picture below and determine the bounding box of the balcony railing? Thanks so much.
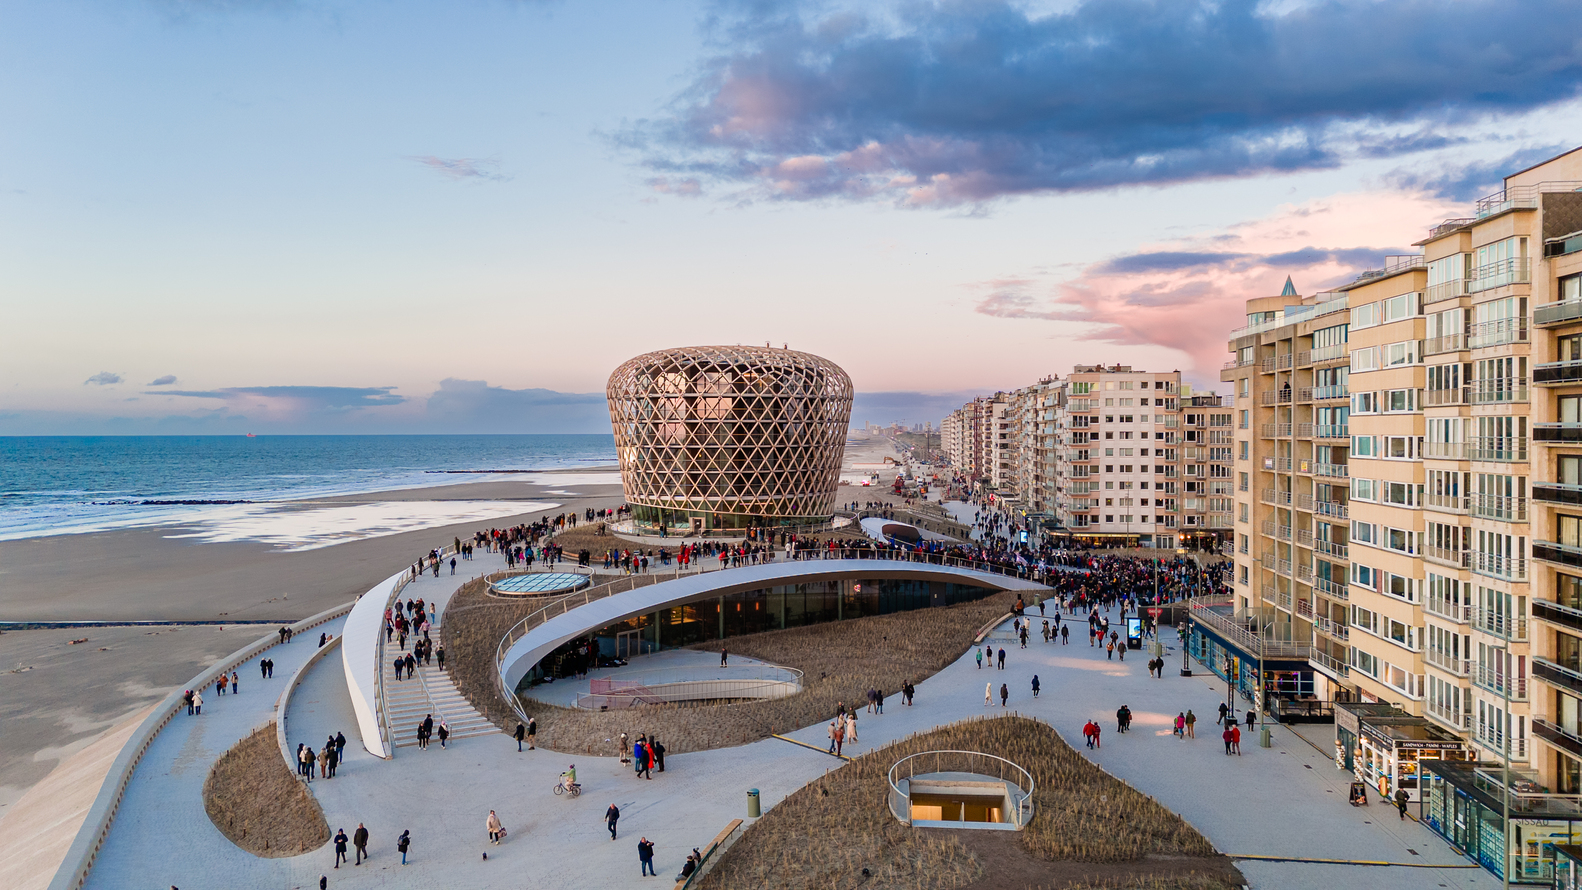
[1470,493,1528,522]
[1314,424,1349,440]
[1294,351,1314,368]
[1467,436,1528,462]
[1424,387,1470,407]
[1425,599,1472,624]
[1273,557,1293,577]
[1471,550,1528,581]
[1424,492,1469,514]
[1260,390,1294,406]
[1313,539,1349,560]
[1311,343,1349,364]
[1314,462,1349,478]
[1424,441,1468,460]
[1425,649,1471,676]
[1536,423,1582,444]
[1314,578,1349,599]
[1533,599,1582,635]
[1427,217,1476,239]
[1313,616,1349,640]
[1535,539,1582,570]
[1475,664,1528,700]
[1468,315,1529,347]
[1310,649,1350,679]
[1423,544,1471,569]
[1534,719,1582,761]
[1536,360,1582,386]
[1535,657,1582,696]
[1261,488,1293,506]
[1471,384,1528,405]
[1427,700,1472,732]
[1474,607,1528,640]
[1425,278,1470,304]
[1258,423,1292,438]
[1423,333,1466,356]
[1469,257,1531,293]
[1296,562,1315,583]
[1296,598,1314,619]
[1312,384,1348,400]
[1535,483,1582,507]
[1537,299,1582,327]
[1313,500,1348,520]
[1295,528,1314,548]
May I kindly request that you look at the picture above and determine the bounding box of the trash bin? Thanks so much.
[1260,726,1272,748]
[747,788,761,818]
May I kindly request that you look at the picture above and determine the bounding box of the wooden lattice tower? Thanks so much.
[606,346,853,530]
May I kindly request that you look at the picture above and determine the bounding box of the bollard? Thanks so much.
[1260,726,1272,748]
[747,788,761,818]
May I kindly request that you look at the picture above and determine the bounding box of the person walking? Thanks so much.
[720,646,728,667]
[1185,709,1197,738]
[1230,724,1242,755]
[984,682,992,706]
[335,731,346,761]
[1061,624,1069,644]
[999,683,1009,707]
[638,837,657,877]
[1173,712,1186,738]
[333,828,348,868]
[976,648,983,669]
[1031,675,1040,698]
[1222,725,1234,755]
[437,720,449,749]
[1394,788,1410,821]
[397,829,411,865]
[874,689,884,715]
[1217,702,1229,726]
[515,723,526,752]
[353,823,369,864]
[318,745,329,779]
[606,803,620,840]
[193,690,203,715]
[231,671,239,694]
[487,810,503,845]
[526,716,536,749]
[634,737,650,779]
[997,647,1006,670]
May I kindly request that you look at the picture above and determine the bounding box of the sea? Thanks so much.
[0,435,617,542]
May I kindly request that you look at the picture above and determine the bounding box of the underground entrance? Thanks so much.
[888,750,1033,831]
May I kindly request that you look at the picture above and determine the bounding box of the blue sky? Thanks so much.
[3,0,1580,434]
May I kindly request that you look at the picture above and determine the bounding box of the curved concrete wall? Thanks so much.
[340,569,405,760]
[501,559,1044,692]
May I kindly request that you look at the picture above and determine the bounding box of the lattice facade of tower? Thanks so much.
[606,345,854,531]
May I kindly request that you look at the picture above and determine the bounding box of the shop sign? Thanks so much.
[1335,706,1360,736]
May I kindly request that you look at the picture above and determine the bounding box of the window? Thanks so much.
[1385,389,1416,412]
[1383,436,1416,459]
[1385,340,1418,366]
[1352,301,1380,330]
[1239,410,1249,429]
[1353,564,1378,590]
[1353,648,1378,678]
[1352,521,1377,545]
[1238,503,1249,522]
[1383,292,1419,323]
[1238,472,1249,492]
[1352,391,1378,414]
[1386,527,1418,554]
[1238,441,1248,460]
[1385,574,1418,604]
[1560,456,1582,486]
[1383,481,1420,506]
[1352,478,1376,501]
[1351,347,1378,372]
[1239,378,1250,397]
[1352,435,1377,458]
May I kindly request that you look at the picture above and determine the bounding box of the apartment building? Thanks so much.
[1223,146,1582,883]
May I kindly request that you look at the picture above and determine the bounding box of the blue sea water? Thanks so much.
[0,435,616,541]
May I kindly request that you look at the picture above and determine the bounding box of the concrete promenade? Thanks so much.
[75,580,1494,889]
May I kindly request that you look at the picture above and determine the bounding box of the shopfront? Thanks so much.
[1422,761,1582,885]
[1334,702,1472,801]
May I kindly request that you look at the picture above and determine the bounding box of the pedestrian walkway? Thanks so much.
[78,594,1489,890]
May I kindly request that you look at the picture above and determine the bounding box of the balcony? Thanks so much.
[1535,483,1582,507]
[1536,360,1582,386]
[1474,607,1528,641]
[1314,577,1349,600]
[1474,665,1528,700]
[1312,384,1348,401]
[1425,599,1472,624]
[1313,500,1348,520]
[1296,563,1315,583]
[1314,424,1349,440]
[1423,544,1471,569]
[1426,700,1472,733]
[1277,353,1294,370]
[1425,649,1471,677]
[1423,333,1466,356]
[1296,598,1314,619]
[1470,493,1528,522]
[1310,649,1350,679]
[1424,492,1469,514]
[1467,436,1528,462]
[1313,616,1349,640]
[1428,217,1476,239]
[1258,423,1292,439]
[1313,539,1349,560]
[1471,550,1528,581]
[1424,387,1470,407]
[1534,719,1582,761]
[1535,539,1582,570]
[1259,390,1294,406]
[1295,527,1314,547]
[1259,356,1276,374]
[1425,277,1470,304]
[1468,257,1531,293]
[1294,351,1313,368]
[1314,462,1349,478]
[1471,382,1529,405]
[1423,441,1468,460]
[1535,657,1582,696]
[1537,299,1582,327]
[1260,488,1293,506]
[1533,599,1582,635]
[1468,315,1529,347]
[1536,423,1582,443]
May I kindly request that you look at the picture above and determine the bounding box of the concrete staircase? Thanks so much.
[384,626,497,750]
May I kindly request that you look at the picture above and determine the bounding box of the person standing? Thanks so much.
[997,648,1006,670]
[827,721,840,754]
[515,723,526,752]
[353,823,369,864]
[606,803,620,840]
[720,646,728,667]
[335,731,346,761]
[1174,712,1186,738]
[652,737,666,772]
[999,683,1009,707]
[193,690,203,715]
[1230,724,1242,755]
[1031,675,1040,697]
[231,671,239,694]
[526,716,536,750]
[333,828,348,868]
[487,810,503,845]
[1222,726,1234,755]
[638,837,656,877]
[397,829,411,865]
[976,648,983,669]
[1185,710,1197,738]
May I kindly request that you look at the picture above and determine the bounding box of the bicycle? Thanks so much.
[554,778,581,797]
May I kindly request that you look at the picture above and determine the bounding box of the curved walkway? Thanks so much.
[498,558,1047,692]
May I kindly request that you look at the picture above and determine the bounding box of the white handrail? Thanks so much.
[886,749,1036,828]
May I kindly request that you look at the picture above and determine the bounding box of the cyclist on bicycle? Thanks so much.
[561,764,578,792]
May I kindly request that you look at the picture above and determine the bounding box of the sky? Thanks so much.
[3,0,1581,434]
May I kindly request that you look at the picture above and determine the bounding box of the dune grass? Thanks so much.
[203,722,328,858]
